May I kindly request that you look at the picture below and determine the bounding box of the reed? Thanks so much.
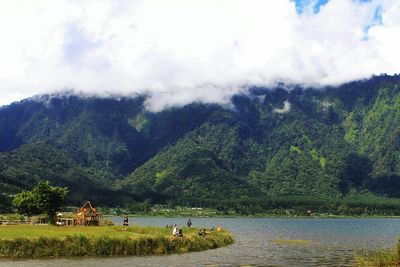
[356,240,400,266]
[356,250,399,266]
[0,225,234,258]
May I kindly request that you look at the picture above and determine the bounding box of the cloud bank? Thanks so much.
[0,0,399,111]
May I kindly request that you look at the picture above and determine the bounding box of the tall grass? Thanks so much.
[356,240,400,266]
[0,225,233,258]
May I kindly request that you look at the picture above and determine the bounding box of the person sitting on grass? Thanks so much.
[178,228,183,237]
[198,228,208,237]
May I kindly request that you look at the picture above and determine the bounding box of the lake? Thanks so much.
[1,217,399,266]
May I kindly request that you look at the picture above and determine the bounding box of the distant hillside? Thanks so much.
[0,75,399,213]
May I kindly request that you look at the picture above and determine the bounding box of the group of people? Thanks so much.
[126,217,221,238]
[172,224,183,237]
[198,225,222,237]
[198,228,208,237]
[168,218,193,237]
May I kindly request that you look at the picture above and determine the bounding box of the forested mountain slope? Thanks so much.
[0,75,399,212]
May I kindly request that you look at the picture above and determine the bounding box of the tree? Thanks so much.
[12,181,68,224]
[12,191,40,217]
[339,153,372,193]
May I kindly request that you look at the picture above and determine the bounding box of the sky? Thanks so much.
[0,0,399,111]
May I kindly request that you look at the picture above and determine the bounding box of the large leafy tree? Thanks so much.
[12,191,40,217]
[12,181,68,224]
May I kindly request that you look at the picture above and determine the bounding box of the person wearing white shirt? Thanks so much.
[172,225,178,236]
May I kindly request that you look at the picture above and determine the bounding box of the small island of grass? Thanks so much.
[0,182,233,258]
[272,239,314,246]
[0,224,234,258]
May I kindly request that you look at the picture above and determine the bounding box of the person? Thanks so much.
[203,228,208,236]
[187,218,192,228]
[178,228,183,237]
[198,229,203,236]
[123,216,129,226]
[198,228,208,237]
[172,224,178,236]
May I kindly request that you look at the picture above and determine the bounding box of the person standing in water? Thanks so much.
[187,218,192,228]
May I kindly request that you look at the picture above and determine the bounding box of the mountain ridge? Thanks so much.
[0,74,399,213]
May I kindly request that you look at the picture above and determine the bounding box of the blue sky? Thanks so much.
[293,0,379,14]
[293,0,330,13]
[294,0,383,35]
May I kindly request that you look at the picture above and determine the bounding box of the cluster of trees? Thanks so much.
[12,181,68,224]
[169,194,400,216]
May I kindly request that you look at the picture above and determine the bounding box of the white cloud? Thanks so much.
[273,100,291,114]
[0,0,399,111]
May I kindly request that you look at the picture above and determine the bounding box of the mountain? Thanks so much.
[0,75,399,213]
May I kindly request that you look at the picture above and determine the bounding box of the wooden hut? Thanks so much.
[74,201,102,226]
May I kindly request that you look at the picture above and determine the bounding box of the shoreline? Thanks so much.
[104,214,400,219]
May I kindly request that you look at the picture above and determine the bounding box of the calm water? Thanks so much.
[1,217,399,266]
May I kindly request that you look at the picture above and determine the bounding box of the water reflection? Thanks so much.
[1,217,399,266]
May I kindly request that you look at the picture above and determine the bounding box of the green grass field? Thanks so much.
[0,225,234,258]
[0,225,192,239]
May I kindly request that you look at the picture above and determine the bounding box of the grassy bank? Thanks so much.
[0,225,234,258]
[356,240,400,266]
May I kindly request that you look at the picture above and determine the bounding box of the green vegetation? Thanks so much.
[356,240,400,266]
[110,206,220,217]
[273,239,313,245]
[0,225,234,258]
[0,75,399,214]
[12,181,68,224]
[117,194,400,217]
